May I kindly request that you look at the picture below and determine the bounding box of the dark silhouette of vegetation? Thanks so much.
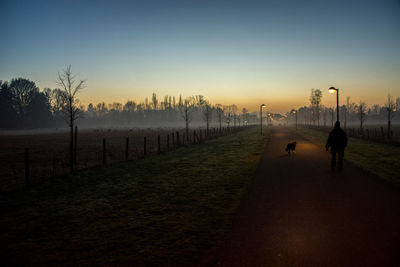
[309,88,323,126]
[293,95,399,133]
[384,94,396,138]
[57,66,86,172]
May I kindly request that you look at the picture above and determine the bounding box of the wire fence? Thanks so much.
[0,126,249,192]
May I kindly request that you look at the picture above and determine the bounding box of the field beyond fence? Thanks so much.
[0,126,247,191]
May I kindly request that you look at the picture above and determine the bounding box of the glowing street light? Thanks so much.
[260,104,266,135]
[329,86,339,122]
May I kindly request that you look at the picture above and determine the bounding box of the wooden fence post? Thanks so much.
[158,135,161,154]
[193,130,196,144]
[25,148,30,188]
[144,137,147,156]
[172,133,175,148]
[125,137,129,161]
[103,138,106,165]
[176,132,180,147]
[182,133,185,145]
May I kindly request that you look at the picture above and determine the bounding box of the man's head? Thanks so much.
[335,121,340,128]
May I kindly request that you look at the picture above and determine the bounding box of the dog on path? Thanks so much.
[285,141,296,156]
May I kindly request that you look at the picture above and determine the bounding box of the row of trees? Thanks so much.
[286,89,399,138]
[83,94,256,130]
[0,78,258,132]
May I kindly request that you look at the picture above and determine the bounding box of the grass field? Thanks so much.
[0,127,230,191]
[0,126,270,266]
[295,127,400,184]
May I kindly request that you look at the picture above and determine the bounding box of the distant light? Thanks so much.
[261,104,266,107]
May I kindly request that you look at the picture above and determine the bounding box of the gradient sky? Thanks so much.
[1,0,399,113]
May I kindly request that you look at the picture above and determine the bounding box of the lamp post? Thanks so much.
[329,87,339,122]
[260,104,266,135]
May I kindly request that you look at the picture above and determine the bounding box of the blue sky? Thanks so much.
[1,0,399,112]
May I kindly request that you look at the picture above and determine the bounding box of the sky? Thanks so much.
[1,0,399,113]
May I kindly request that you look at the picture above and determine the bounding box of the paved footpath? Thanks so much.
[217,127,400,267]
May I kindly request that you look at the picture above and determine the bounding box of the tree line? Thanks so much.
[288,88,400,138]
[0,76,258,131]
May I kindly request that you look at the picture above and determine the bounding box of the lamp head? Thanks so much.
[261,104,266,108]
[329,87,337,93]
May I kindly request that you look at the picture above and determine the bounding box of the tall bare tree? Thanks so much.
[310,88,323,126]
[345,96,350,129]
[151,93,158,110]
[384,94,396,139]
[57,66,86,173]
[200,98,211,133]
[357,101,367,132]
[215,104,223,130]
[231,104,238,127]
[181,96,194,141]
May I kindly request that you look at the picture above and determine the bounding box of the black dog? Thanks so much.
[285,141,296,156]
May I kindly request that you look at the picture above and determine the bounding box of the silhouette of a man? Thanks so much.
[326,121,348,171]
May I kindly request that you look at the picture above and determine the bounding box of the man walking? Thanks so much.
[326,121,348,171]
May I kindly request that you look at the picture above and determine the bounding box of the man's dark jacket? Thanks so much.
[326,126,348,153]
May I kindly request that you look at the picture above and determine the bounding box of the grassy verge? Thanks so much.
[295,127,400,184]
[0,127,270,266]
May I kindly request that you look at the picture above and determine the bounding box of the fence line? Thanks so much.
[10,126,251,191]
[300,125,399,145]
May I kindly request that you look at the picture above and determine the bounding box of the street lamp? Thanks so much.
[329,86,339,122]
[260,104,266,135]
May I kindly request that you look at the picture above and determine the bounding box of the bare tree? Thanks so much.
[357,101,367,132]
[309,88,323,126]
[384,94,396,139]
[9,78,39,121]
[344,96,350,129]
[181,96,194,141]
[95,102,108,118]
[223,105,232,127]
[242,108,248,125]
[151,93,158,110]
[200,99,211,133]
[231,104,238,127]
[57,65,86,173]
[215,104,223,130]
[43,88,66,115]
